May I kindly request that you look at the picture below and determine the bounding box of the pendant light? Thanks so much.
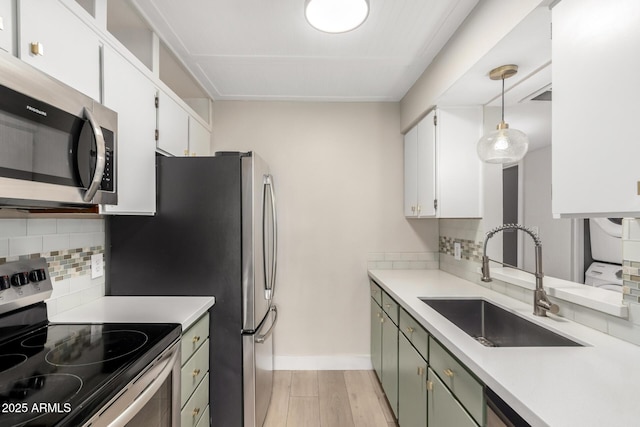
[476,64,529,164]
[305,0,369,33]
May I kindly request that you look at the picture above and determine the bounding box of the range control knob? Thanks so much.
[0,275,10,290]
[28,269,47,283]
[11,272,29,287]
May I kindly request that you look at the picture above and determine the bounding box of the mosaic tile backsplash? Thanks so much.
[0,218,106,316]
[439,236,483,262]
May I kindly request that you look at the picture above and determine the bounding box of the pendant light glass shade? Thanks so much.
[305,0,369,33]
[477,122,529,164]
[477,65,529,164]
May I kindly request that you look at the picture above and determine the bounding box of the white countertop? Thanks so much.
[368,269,640,427]
[50,296,215,330]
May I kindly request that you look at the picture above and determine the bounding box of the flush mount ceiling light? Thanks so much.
[305,0,369,33]
[477,64,530,164]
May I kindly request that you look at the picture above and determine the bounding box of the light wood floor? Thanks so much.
[264,371,398,427]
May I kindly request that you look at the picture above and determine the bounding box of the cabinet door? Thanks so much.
[157,90,189,156]
[416,111,436,217]
[404,125,419,217]
[0,0,15,54]
[428,368,478,427]
[381,311,398,418]
[436,107,482,218]
[370,298,383,381]
[552,0,640,217]
[101,46,157,215]
[398,333,427,427]
[188,117,211,157]
[18,0,100,100]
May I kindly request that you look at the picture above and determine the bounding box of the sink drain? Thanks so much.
[475,336,497,347]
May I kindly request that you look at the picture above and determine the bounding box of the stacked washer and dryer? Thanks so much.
[585,218,623,292]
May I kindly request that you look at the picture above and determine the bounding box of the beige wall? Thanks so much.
[212,101,439,368]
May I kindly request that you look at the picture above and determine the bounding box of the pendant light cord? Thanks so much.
[501,76,505,122]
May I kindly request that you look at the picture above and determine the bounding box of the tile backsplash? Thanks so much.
[0,218,106,317]
[367,252,439,270]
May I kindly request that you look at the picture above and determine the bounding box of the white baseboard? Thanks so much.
[274,355,372,370]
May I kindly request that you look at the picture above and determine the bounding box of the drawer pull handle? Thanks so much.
[406,327,415,334]
[192,335,201,344]
[192,368,201,377]
[385,303,391,309]
[443,368,454,378]
[426,380,433,391]
[417,367,424,376]
[192,407,201,417]
[372,289,378,294]
[380,317,385,323]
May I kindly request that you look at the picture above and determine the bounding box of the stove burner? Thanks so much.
[45,330,149,367]
[21,333,48,349]
[0,373,82,427]
[0,354,27,374]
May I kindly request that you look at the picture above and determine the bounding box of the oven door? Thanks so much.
[83,340,181,427]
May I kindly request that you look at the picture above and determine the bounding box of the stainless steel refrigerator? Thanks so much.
[106,151,278,427]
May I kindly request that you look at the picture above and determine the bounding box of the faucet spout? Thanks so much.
[481,224,559,317]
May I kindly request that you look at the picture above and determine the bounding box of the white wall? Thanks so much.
[212,101,439,369]
[522,146,573,280]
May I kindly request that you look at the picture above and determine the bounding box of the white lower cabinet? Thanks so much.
[181,313,210,426]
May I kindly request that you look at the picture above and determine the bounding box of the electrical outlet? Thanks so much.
[454,242,462,260]
[91,253,104,279]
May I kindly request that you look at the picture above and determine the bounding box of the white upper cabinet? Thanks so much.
[18,0,100,100]
[404,107,483,218]
[101,46,157,215]
[188,117,211,157]
[552,0,640,217]
[0,0,14,54]
[156,90,190,157]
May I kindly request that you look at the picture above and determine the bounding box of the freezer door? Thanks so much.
[243,305,277,427]
[242,152,277,332]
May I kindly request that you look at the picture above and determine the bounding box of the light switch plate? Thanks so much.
[454,242,462,260]
[91,253,104,279]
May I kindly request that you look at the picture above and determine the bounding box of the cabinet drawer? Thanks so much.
[429,337,484,425]
[399,308,429,361]
[370,280,382,305]
[181,372,209,427]
[182,313,209,365]
[381,292,399,325]
[181,338,209,407]
[195,405,210,427]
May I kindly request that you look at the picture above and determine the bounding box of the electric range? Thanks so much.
[0,258,181,426]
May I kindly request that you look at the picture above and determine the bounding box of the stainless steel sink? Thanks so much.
[420,298,582,347]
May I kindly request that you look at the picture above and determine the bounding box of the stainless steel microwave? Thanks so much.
[0,50,117,208]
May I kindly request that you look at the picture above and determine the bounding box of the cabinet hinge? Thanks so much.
[434,199,438,210]
[155,95,159,108]
[433,114,437,126]
[155,129,159,141]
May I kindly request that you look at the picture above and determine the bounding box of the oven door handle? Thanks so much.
[83,341,180,427]
[82,107,106,202]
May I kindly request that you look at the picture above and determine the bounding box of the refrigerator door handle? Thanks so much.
[262,174,278,300]
[256,305,277,344]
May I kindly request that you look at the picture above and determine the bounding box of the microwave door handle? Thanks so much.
[82,107,106,202]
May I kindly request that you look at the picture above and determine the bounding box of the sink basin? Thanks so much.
[420,298,582,347]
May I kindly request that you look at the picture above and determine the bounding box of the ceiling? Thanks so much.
[129,0,479,102]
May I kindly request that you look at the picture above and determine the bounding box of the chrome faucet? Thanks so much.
[481,224,559,317]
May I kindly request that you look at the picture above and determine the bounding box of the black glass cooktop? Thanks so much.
[0,304,180,427]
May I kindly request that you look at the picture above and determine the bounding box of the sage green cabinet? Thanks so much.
[371,298,383,380]
[398,333,428,427]
[381,310,398,418]
[428,368,477,427]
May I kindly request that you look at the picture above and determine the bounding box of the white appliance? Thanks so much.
[585,218,623,292]
[585,262,623,291]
